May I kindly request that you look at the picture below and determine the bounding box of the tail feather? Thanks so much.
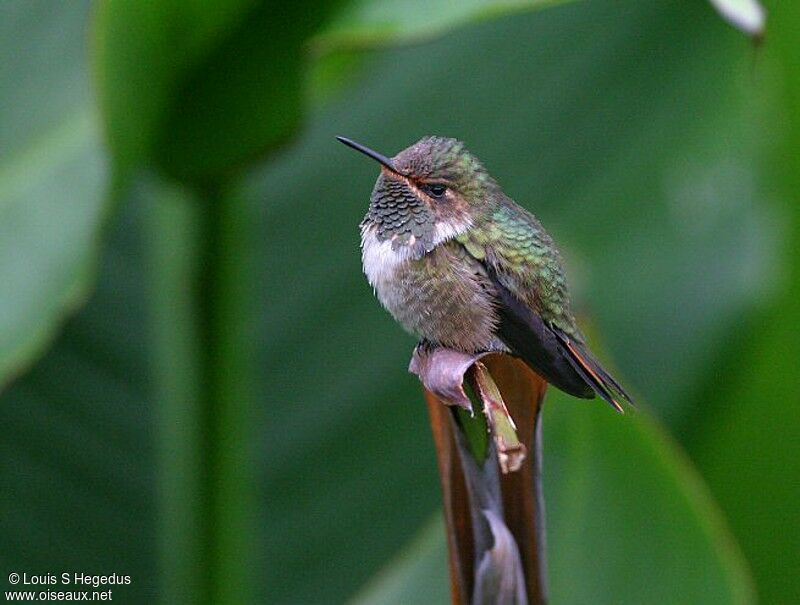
[553,329,633,414]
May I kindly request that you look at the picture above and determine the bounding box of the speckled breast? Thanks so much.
[366,239,504,353]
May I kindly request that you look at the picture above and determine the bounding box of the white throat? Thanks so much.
[360,218,471,288]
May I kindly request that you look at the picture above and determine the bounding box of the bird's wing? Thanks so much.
[458,200,632,411]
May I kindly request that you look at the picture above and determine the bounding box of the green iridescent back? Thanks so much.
[458,195,583,341]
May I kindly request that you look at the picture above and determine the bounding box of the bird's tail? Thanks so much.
[553,329,634,413]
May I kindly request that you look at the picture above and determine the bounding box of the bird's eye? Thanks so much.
[424,184,447,199]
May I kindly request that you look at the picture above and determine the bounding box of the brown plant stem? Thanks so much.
[425,354,548,605]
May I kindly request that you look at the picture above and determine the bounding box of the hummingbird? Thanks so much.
[337,135,632,412]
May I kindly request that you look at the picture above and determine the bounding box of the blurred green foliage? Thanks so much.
[1,0,797,604]
[0,1,106,386]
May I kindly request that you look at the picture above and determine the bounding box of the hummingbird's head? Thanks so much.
[338,136,497,256]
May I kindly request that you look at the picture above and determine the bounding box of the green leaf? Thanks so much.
[352,393,754,604]
[92,0,255,175]
[94,0,583,183]
[313,0,571,52]
[687,303,800,605]
[0,202,156,602]
[684,5,800,603]
[0,0,107,387]
[93,1,344,182]
[544,394,753,604]
[350,516,450,605]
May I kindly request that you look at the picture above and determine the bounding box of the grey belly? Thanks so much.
[374,244,504,353]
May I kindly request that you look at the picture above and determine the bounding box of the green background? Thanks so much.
[1,0,797,603]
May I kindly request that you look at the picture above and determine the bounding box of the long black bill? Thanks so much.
[336,136,404,175]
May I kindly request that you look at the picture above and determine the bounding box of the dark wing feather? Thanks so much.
[486,268,592,399]
[483,262,633,413]
[456,197,632,412]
